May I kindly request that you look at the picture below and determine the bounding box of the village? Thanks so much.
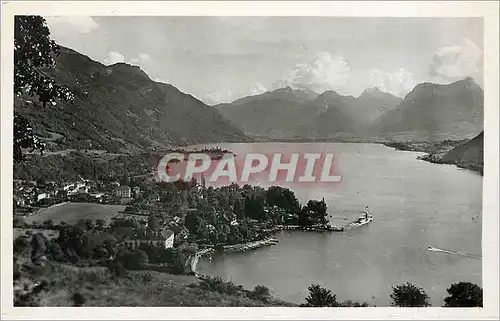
[13,164,344,279]
[13,174,180,252]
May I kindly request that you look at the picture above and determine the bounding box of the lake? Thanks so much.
[195,143,482,306]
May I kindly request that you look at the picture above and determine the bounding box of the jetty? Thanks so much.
[191,239,278,277]
[222,238,279,253]
[267,208,373,233]
[269,224,345,233]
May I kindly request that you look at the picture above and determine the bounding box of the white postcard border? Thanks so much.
[1,1,498,319]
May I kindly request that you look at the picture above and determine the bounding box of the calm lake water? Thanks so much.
[195,143,482,306]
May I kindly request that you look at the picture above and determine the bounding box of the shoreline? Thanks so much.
[190,238,280,276]
[190,218,370,274]
[382,141,483,175]
[189,221,357,275]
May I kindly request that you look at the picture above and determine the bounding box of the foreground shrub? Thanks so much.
[116,249,149,270]
[444,282,483,307]
[301,284,340,307]
[107,260,128,279]
[248,285,271,302]
[390,282,430,307]
[13,236,30,255]
[72,292,86,307]
[199,276,242,295]
[13,216,28,228]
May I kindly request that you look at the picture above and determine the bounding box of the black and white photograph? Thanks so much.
[1,1,498,319]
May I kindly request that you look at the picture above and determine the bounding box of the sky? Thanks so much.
[45,16,483,105]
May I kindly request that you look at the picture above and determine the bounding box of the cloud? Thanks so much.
[272,51,415,97]
[130,53,152,64]
[104,51,126,65]
[45,16,99,34]
[205,83,268,104]
[249,83,267,96]
[429,38,483,83]
[367,68,416,97]
[104,52,153,66]
[274,52,351,93]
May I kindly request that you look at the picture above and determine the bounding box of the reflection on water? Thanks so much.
[195,143,482,306]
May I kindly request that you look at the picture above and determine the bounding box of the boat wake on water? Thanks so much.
[427,247,481,260]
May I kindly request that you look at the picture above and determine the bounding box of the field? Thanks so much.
[25,203,126,225]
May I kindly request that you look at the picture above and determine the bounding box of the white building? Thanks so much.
[161,228,175,249]
[62,183,74,191]
[68,186,90,196]
[37,193,48,201]
[115,185,131,198]
[90,192,104,199]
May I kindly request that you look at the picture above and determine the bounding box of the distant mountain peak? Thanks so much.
[463,76,475,83]
[319,90,342,99]
[359,87,401,100]
[360,87,380,97]
[374,77,483,141]
[455,76,481,89]
[272,86,293,93]
[406,77,483,100]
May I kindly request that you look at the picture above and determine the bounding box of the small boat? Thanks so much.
[346,206,373,229]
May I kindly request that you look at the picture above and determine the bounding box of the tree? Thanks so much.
[245,195,266,221]
[303,199,328,225]
[107,260,127,278]
[248,285,271,302]
[266,186,300,213]
[184,212,203,235]
[72,293,86,307]
[302,284,340,307]
[47,241,65,261]
[42,219,54,229]
[30,233,47,262]
[147,215,160,231]
[14,16,74,162]
[56,224,85,258]
[297,209,312,227]
[390,282,430,307]
[117,249,149,269]
[170,249,186,274]
[13,236,30,255]
[444,282,483,307]
[119,176,131,186]
[233,198,245,220]
[13,216,27,228]
[95,219,106,231]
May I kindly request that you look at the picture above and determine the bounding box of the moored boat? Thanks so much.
[345,206,373,229]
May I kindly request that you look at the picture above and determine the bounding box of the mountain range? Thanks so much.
[15,46,247,153]
[16,45,484,155]
[216,78,483,142]
[372,77,483,141]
